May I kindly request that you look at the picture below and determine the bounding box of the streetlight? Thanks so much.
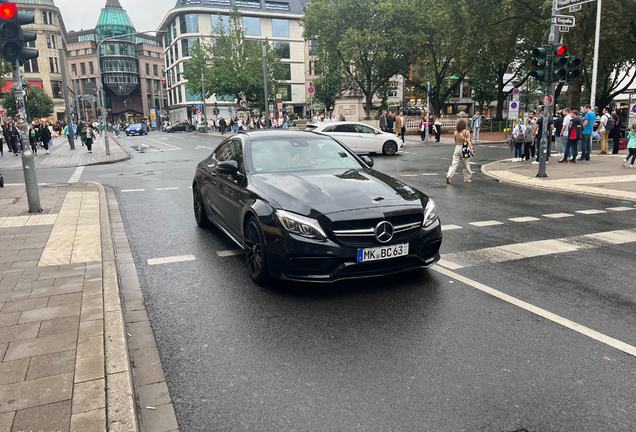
[96,30,166,154]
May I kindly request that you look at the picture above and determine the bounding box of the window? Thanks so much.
[277,85,291,101]
[168,92,172,106]
[49,12,53,25]
[211,14,229,33]
[176,64,180,82]
[308,38,318,56]
[181,38,199,57]
[334,124,356,133]
[154,52,160,58]
[54,58,59,73]
[273,42,290,59]
[178,87,182,103]
[389,89,398,98]
[51,81,63,98]
[214,139,243,173]
[265,1,290,10]
[144,50,150,57]
[243,17,260,36]
[145,63,150,75]
[46,35,51,48]
[24,58,38,73]
[42,11,48,24]
[89,61,94,74]
[49,57,55,73]
[272,19,289,37]
[146,79,151,91]
[80,63,86,75]
[71,63,77,76]
[85,48,91,55]
[282,63,291,80]
[179,14,199,34]
[163,96,168,108]
[68,50,73,56]
[174,44,179,60]
[154,80,159,92]
[355,125,375,134]
[308,60,313,75]
[185,87,199,101]
[172,24,177,38]
[153,64,158,76]
[76,50,81,56]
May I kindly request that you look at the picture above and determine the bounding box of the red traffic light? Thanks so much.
[555,46,567,56]
[0,2,17,20]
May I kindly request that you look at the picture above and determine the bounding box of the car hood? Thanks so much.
[249,168,425,216]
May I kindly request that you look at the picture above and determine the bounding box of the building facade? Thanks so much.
[158,0,306,123]
[65,0,166,125]
[1,0,71,121]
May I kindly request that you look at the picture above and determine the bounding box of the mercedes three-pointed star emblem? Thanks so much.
[374,221,394,244]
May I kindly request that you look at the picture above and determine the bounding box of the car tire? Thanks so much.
[244,216,269,284]
[193,184,211,228]
[382,141,398,156]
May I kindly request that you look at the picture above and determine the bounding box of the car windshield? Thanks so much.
[130,123,141,128]
[250,137,362,173]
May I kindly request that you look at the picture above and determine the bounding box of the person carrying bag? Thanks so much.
[446,119,473,184]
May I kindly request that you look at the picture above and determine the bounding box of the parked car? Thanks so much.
[125,123,147,136]
[304,121,403,156]
[166,122,195,133]
[192,130,442,283]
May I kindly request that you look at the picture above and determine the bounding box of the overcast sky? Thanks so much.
[56,0,176,34]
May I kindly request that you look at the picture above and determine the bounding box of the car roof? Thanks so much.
[309,121,377,129]
[237,129,325,140]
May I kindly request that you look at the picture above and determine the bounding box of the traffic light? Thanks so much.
[428,85,436,101]
[162,80,166,90]
[530,44,549,85]
[552,45,567,81]
[0,2,37,64]
[565,55,581,82]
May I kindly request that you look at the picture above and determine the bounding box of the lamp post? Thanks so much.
[96,30,166,154]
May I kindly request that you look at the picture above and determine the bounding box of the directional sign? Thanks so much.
[557,0,594,10]
[569,4,582,11]
[555,15,575,26]
[307,86,315,94]
[559,26,570,33]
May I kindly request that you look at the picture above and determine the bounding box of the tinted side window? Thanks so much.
[334,124,355,133]
[323,126,335,132]
[215,139,244,171]
[355,125,374,134]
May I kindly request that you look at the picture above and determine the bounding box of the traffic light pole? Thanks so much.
[57,33,74,150]
[537,0,559,178]
[12,60,42,213]
[425,80,430,142]
[201,69,207,133]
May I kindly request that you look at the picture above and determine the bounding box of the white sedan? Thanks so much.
[305,122,403,156]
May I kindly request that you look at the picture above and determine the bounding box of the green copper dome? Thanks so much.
[95,0,136,41]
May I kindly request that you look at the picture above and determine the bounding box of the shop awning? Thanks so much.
[1,80,43,93]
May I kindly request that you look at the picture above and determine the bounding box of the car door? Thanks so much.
[331,124,358,152]
[354,124,380,153]
[214,138,247,238]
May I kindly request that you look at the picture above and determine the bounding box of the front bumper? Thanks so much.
[264,218,442,283]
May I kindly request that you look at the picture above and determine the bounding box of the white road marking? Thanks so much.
[488,145,499,148]
[147,254,196,265]
[607,207,635,212]
[420,173,437,176]
[438,228,636,269]
[68,166,84,183]
[121,189,145,192]
[469,220,504,227]
[542,213,574,218]
[432,265,636,357]
[400,174,419,177]
[156,187,179,190]
[217,249,244,257]
[145,137,182,150]
[508,216,541,222]
[576,209,607,215]
[442,224,463,231]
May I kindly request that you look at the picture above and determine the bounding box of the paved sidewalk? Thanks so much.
[482,153,636,201]
[0,181,172,431]
[0,134,129,171]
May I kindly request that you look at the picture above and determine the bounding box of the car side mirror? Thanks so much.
[375,130,381,134]
[361,155,374,167]
[217,160,239,176]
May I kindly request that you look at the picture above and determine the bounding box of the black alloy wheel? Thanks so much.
[382,140,398,156]
[193,184,210,228]
[244,216,268,283]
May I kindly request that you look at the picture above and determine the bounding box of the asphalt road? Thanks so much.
[3,131,635,431]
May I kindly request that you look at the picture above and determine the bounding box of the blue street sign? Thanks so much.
[307,86,315,94]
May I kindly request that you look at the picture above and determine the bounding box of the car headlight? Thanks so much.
[423,199,438,227]
[276,210,327,240]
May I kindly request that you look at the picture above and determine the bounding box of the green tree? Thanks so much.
[302,0,413,117]
[183,6,287,110]
[2,84,54,120]
[310,50,343,113]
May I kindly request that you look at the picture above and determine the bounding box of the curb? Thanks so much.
[481,159,636,201]
[94,182,140,432]
[104,186,180,432]
[85,134,131,167]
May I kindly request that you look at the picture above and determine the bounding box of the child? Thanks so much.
[623,123,636,168]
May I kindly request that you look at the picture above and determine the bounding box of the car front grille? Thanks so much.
[330,212,423,247]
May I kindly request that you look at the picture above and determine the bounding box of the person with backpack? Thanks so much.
[512,120,525,162]
[611,108,622,154]
[560,110,582,163]
[622,122,636,168]
[596,107,612,155]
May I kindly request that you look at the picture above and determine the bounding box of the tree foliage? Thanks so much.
[183,6,287,111]
[310,49,342,112]
[2,84,54,120]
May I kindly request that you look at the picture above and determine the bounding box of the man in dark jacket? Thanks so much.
[386,112,395,133]
[561,110,582,163]
[379,110,387,132]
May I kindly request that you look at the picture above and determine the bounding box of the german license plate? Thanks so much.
[357,243,409,262]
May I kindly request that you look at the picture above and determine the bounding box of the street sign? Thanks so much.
[84,82,97,95]
[548,95,554,106]
[559,26,570,32]
[509,100,519,117]
[269,104,274,111]
[307,86,315,94]
[277,102,283,109]
[275,93,282,100]
[569,4,582,11]
[555,15,575,26]
[195,104,201,110]
[513,88,520,95]
[557,0,594,10]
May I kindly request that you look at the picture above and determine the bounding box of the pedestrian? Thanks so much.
[622,122,636,168]
[83,122,96,153]
[596,107,611,155]
[29,124,38,155]
[313,112,321,124]
[434,117,442,142]
[80,123,86,146]
[581,105,595,161]
[40,121,51,154]
[512,120,525,162]
[532,114,554,163]
[428,115,434,141]
[446,119,473,184]
[114,123,121,137]
[339,112,346,121]
[471,110,482,142]
[559,108,570,159]
[379,110,387,132]
[611,108,621,154]
[99,122,104,136]
[386,112,395,134]
[0,123,4,156]
[7,122,18,156]
[395,111,406,143]
[219,117,226,134]
[419,115,427,141]
[561,110,582,163]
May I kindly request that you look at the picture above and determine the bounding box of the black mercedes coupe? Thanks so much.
[192,130,442,283]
